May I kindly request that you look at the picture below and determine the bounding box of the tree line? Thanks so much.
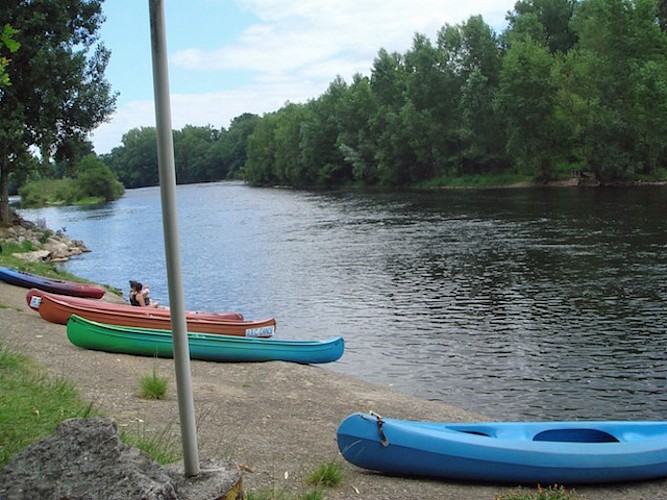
[3,1,667,219]
[101,114,259,189]
[102,0,667,190]
[241,0,667,188]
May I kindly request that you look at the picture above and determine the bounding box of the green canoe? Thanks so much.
[66,315,344,364]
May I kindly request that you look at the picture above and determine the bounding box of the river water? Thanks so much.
[19,182,667,421]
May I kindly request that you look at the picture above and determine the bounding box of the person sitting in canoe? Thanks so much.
[129,280,159,308]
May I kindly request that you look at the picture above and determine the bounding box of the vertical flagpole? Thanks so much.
[148,0,200,476]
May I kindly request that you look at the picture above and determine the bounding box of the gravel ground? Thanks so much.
[1,281,666,499]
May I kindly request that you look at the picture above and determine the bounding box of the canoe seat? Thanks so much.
[533,428,619,443]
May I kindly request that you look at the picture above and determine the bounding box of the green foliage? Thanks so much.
[0,23,20,87]
[505,0,578,53]
[138,368,169,400]
[102,127,159,188]
[0,341,97,467]
[495,37,559,179]
[19,178,79,207]
[19,153,124,206]
[75,154,124,201]
[238,0,667,189]
[102,120,263,189]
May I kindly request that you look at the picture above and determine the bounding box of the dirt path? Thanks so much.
[1,281,666,499]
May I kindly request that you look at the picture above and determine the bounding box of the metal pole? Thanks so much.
[148,0,200,476]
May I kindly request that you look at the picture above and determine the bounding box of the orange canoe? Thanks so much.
[27,289,276,338]
[26,289,244,320]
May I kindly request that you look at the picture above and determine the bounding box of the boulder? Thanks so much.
[11,250,51,263]
[0,417,242,500]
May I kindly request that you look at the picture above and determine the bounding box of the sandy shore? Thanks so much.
[1,281,666,499]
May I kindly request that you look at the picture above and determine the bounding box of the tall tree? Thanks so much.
[0,0,116,222]
[561,0,667,181]
[439,16,505,173]
[494,38,559,179]
[103,127,158,188]
[217,113,260,179]
[243,113,279,187]
[173,125,218,183]
[505,0,578,53]
[301,77,349,187]
[337,74,379,183]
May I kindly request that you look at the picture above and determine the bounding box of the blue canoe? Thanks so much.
[0,265,106,299]
[337,412,667,484]
[67,314,344,364]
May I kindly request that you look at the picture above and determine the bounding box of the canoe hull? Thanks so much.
[337,413,667,484]
[0,265,105,299]
[28,289,273,337]
[66,315,343,364]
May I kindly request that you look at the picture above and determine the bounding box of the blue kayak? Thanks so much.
[337,412,667,484]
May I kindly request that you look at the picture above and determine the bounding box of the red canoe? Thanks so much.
[27,289,276,338]
[0,265,106,299]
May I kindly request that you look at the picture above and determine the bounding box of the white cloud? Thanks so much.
[92,0,513,154]
[91,78,327,154]
[173,0,510,77]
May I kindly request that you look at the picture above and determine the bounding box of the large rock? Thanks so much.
[0,417,242,500]
[0,417,177,499]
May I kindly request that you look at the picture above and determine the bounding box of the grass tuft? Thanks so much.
[121,424,181,465]
[306,461,343,488]
[139,368,169,400]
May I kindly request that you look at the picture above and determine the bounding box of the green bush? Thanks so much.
[18,154,124,208]
[19,178,78,207]
[75,154,125,202]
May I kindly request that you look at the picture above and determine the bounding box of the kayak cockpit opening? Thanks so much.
[533,428,619,443]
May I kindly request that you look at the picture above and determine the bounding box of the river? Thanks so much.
[18,182,667,421]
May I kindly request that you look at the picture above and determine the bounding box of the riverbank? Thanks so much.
[2,282,667,498]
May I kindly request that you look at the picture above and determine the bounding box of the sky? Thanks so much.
[90,0,517,154]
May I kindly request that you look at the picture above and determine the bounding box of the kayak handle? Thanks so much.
[370,411,389,447]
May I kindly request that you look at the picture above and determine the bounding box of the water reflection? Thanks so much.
[19,183,667,420]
